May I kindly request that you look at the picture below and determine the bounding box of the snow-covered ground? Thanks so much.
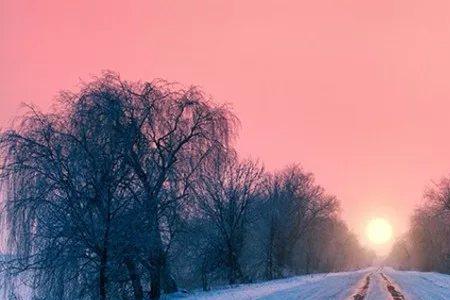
[167,267,450,300]
[365,272,390,300]
[2,266,449,299]
[166,269,371,300]
[385,267,450,300]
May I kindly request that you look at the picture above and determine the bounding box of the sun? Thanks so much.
[366,218,393,245]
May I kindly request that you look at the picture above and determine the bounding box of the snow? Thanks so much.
[165,269,371,300]
[167,267,450,300]
[365,272,390,300]
[385,267,450,300]
[2,266,449,299]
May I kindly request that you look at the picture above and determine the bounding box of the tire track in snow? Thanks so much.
[351,273,372,300]
[380,272,405,300]
[383,268,450,299]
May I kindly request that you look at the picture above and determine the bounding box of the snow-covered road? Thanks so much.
[167,267,450,300]
[384,267,450,300]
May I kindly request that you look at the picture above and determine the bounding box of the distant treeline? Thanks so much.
[387,178,450,274]
[0,72,373,300]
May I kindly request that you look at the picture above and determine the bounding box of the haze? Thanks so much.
[2,0,450,251]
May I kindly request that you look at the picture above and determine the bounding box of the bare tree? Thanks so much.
[0,87,137,299]
[193,151,264,284]
[425,177,450,212]
[387,176,450,274]
[260,165,338,278]
[0,73,237,299]
[0,72,375,298]
[107,75,237,298]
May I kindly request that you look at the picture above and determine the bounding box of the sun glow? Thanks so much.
[366,218,393,245]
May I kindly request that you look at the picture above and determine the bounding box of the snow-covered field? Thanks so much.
[167,267,450,300]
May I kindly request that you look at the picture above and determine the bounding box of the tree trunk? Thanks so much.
[140,176,178,298]
[149,263,161,300]
[201,268,209,291]
[228,246,235,284]
[99,185,113,300]
[305,252,311,274]
[99,246,108,300]
[147,235,178,298]
[99,211,111,300]
[125,258,144,300]
[265,225,275,280]
[149,241,162,299]
[279,243,294,275]
[265,250,274,280]
[148,214,164,299]
[161,262,178,293]
[227,245,243,285]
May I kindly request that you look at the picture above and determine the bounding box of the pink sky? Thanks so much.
[2,0,450,251]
